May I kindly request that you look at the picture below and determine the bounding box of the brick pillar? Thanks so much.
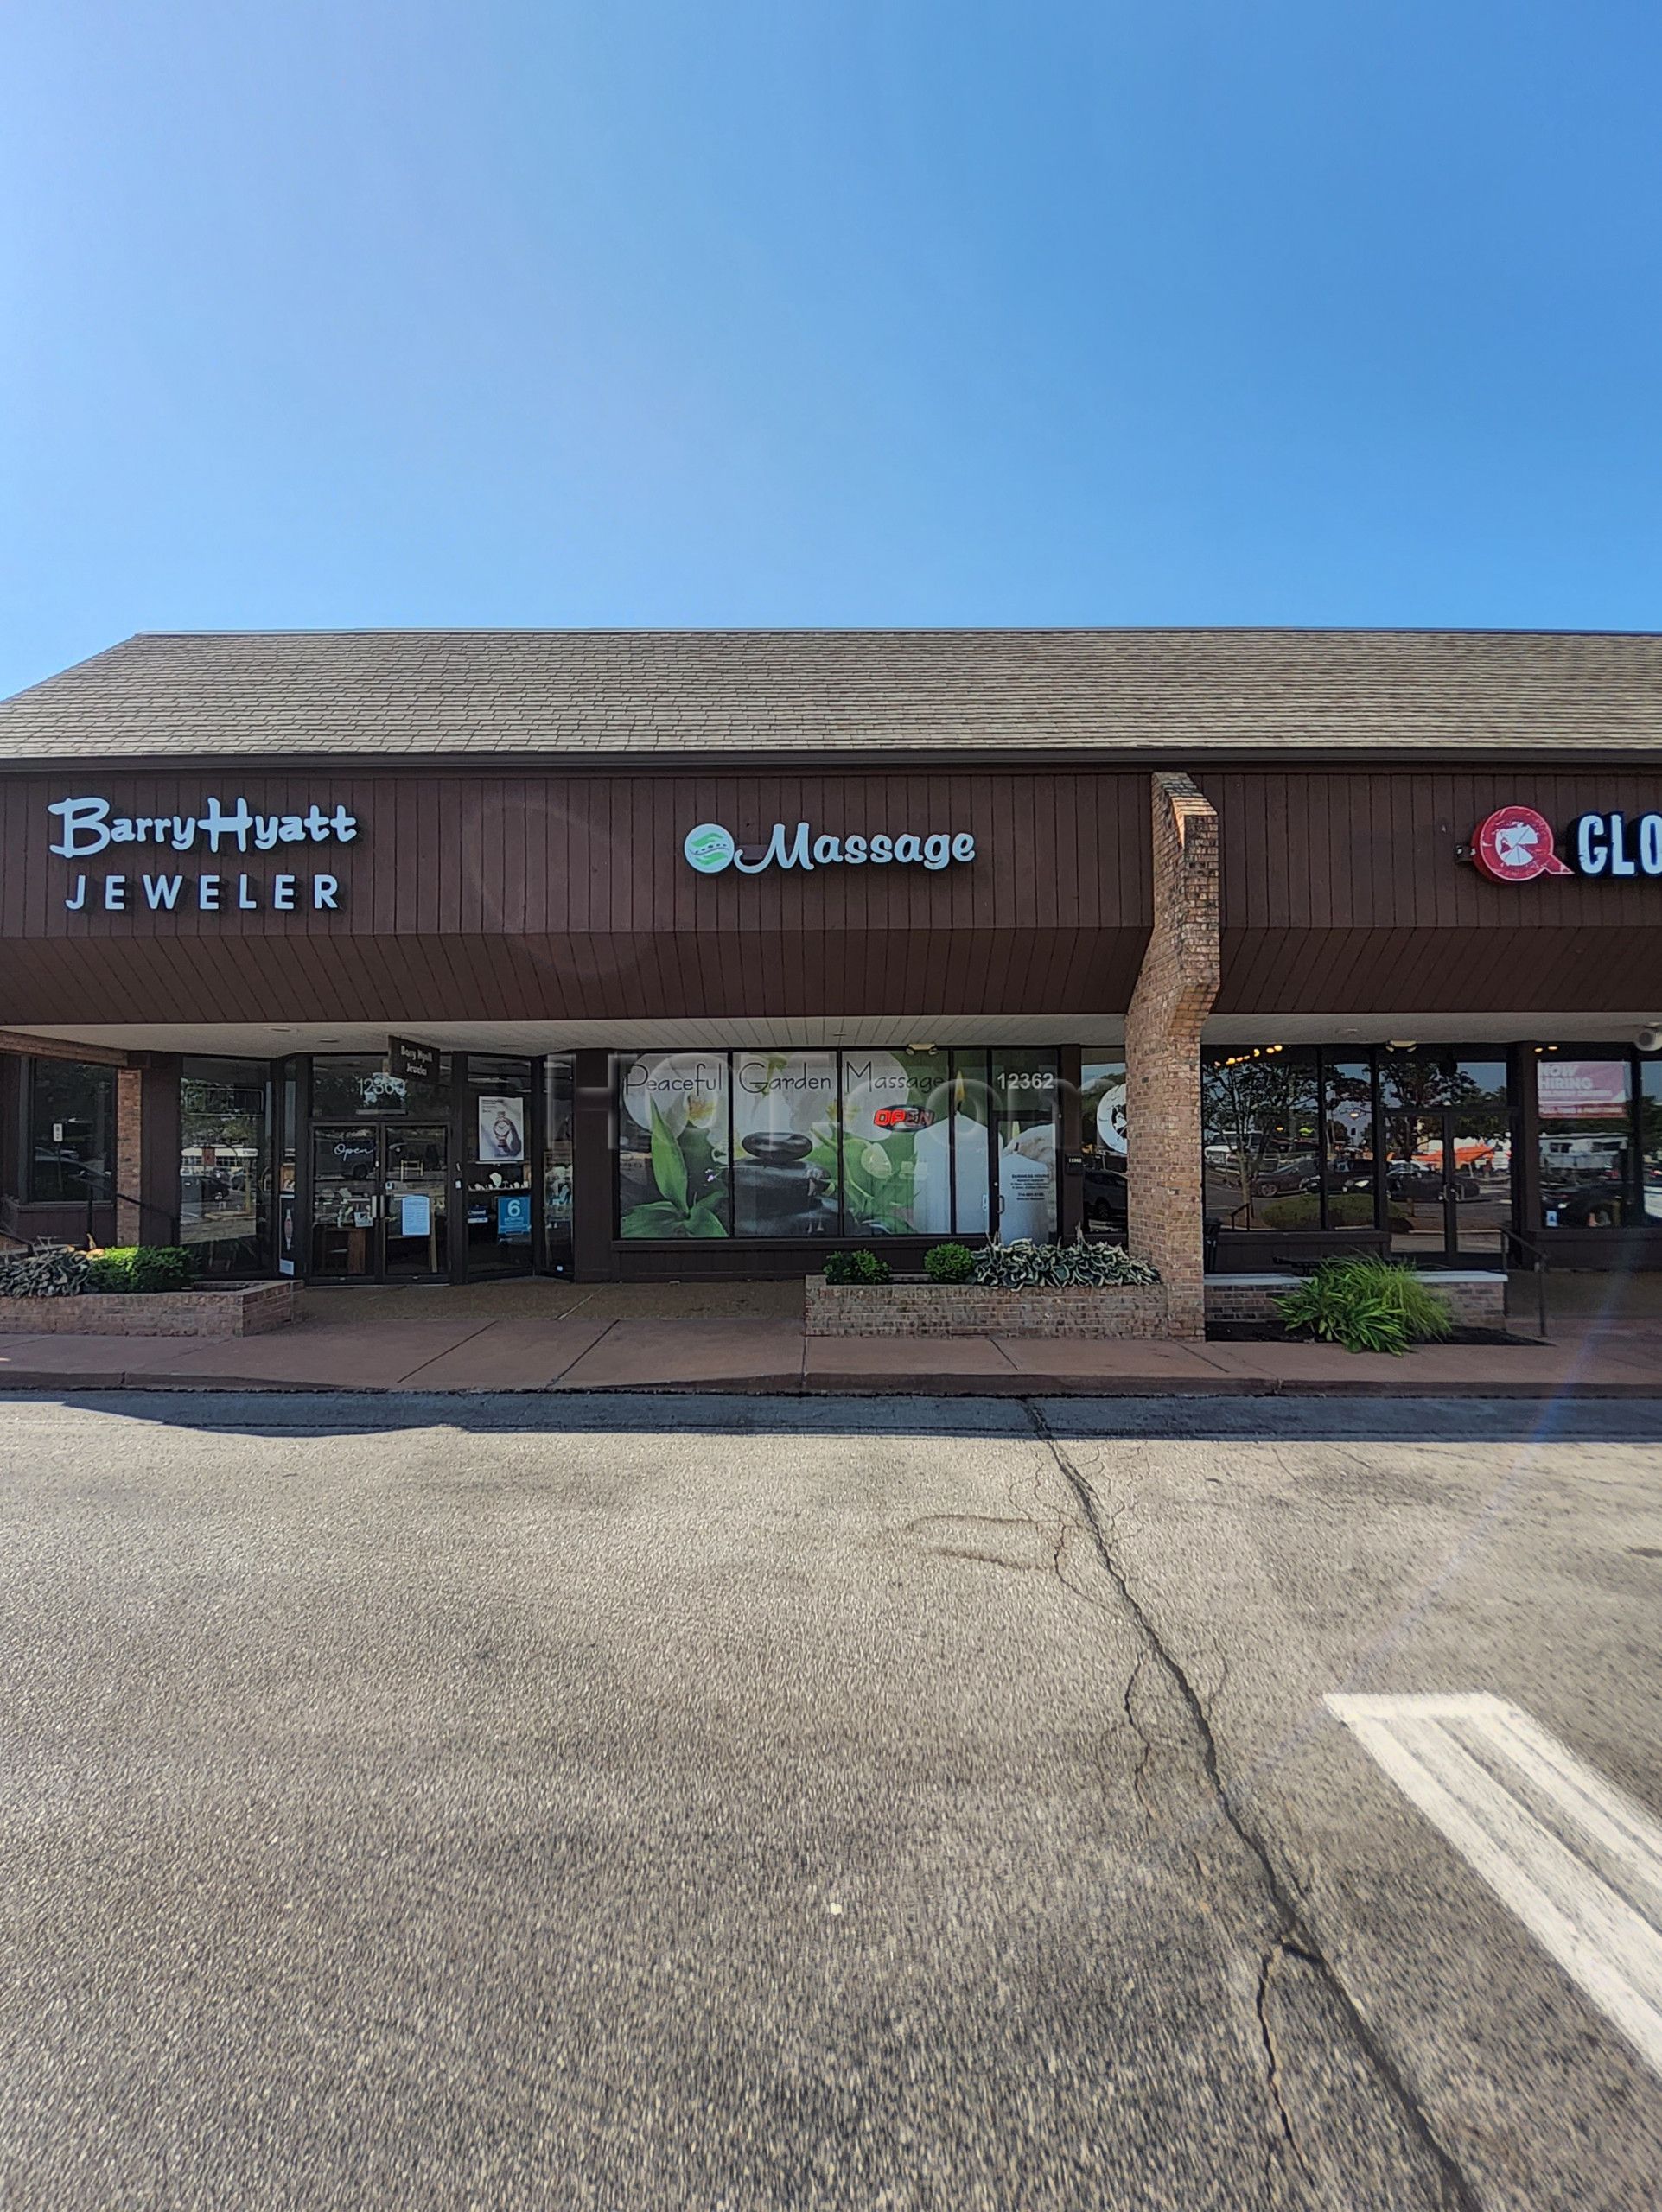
[1125,772,1220,1338]
[115,1066,143,1247]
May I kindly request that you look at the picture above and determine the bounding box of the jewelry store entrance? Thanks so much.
[309,1122,449,1281]
[300,1050,544,1286]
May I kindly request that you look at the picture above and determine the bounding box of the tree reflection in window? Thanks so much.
[1201,1050,1321,1233]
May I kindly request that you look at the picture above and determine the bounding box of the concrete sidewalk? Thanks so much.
[1,1311,1660,1395]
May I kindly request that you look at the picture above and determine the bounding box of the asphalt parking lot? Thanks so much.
[1,1391,1659,2210]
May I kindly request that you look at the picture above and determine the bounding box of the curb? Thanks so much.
[0,1372,1658,1400]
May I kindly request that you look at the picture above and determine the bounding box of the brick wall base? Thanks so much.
[806,1280,1168,1338]
[1204,1274,1506,1331]
[0,1281,297,1337]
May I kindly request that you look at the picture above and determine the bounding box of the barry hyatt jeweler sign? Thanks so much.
[47,793,358,912]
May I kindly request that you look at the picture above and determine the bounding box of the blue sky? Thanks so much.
[3,2,1659,696]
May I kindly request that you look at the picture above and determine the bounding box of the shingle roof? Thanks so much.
[3,626,1662,762]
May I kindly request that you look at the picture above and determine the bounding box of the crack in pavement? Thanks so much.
[1021,1398,1481,2212]
[1121,1650,1156,1827]
[1257,1940,1321,2202]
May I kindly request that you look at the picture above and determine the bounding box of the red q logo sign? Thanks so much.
[1471,804,1574,885]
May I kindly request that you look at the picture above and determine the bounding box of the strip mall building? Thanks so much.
[2,629,1659,1332]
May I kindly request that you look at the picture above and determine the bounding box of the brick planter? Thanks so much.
[806,1278,1170,1338]
[0,1280,298,1338]
[1204,1271,1507,1331]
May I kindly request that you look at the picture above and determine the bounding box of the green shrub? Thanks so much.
[139,1247,196,1293]
[1258,1191,1377,1230]
[923,1242,976,1284]
[1274,1256,1453,1356]
[1255,1192,1320,1230]
[972,1238,1159,1289]
[1326,1192,1381,1230]
[88,1245,197,1294]
[824,1248,892,1286]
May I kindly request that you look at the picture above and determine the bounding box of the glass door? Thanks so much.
[1386,1113,1453,1258]
[461,1055,535,1276]
[1449,1117,1511,1257]
[309,1124,448,1281]
[543,1056,574,1276]
[1386,1109,1510,1262]
[383,1126,449,1279]
[1380,1051,1512,1264]
[310,1125,380,1279]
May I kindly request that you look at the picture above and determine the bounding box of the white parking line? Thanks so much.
[1325,1692,1662,2078]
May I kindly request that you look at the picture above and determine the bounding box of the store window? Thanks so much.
[1446,1058,1512,1249]
[544,1055,575,1267]
[1379,1051,1455,1110]
[1201,1048,1321,1233]
[1322,1059,1377,1229]
[992,1051,1059,1241]
[311,1052,450,1119]
[732,1051,839,1236]
[609,1048,1060,1243]
[840,1049,954,1236]
[180,1058,270,1273]
[29,1059,115,1204]
[948,1057,996,1235]
[277,1060,299,1277]
[1080,1059,1128,1243]
[1538,1056,1633,1230]
[1199,1044,1521,1253]
[1641,1060,1662,1223]
[618,1052,731,1237]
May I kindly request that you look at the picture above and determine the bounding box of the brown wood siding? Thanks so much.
[8,762,1662,1027]
[0,770,1150,1026]
[1199,769,1662,1014]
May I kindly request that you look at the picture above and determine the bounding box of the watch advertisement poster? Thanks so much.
[477,1095,525,1163]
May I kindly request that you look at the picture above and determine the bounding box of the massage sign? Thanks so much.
[48,795,358,913]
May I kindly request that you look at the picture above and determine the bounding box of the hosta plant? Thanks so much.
[0,1247,90,1298]
[971,1238,1159,1290]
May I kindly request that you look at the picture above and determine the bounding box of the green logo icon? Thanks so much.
[684,823,736,874]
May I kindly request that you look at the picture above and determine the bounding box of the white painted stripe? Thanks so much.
[1482,1703,1662,1916]
[1392,1719,1662,2017]
[1326,1692,1662,2078]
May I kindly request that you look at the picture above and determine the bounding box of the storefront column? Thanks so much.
[1057,1045,1085,1243]
[1513,1044,1542,1244]
[1124,772,1220,1338]
[0,1052,23,1204]
[571,1049,616,1281]
[143,1059,181,1249]
[115,1067,143,1245]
